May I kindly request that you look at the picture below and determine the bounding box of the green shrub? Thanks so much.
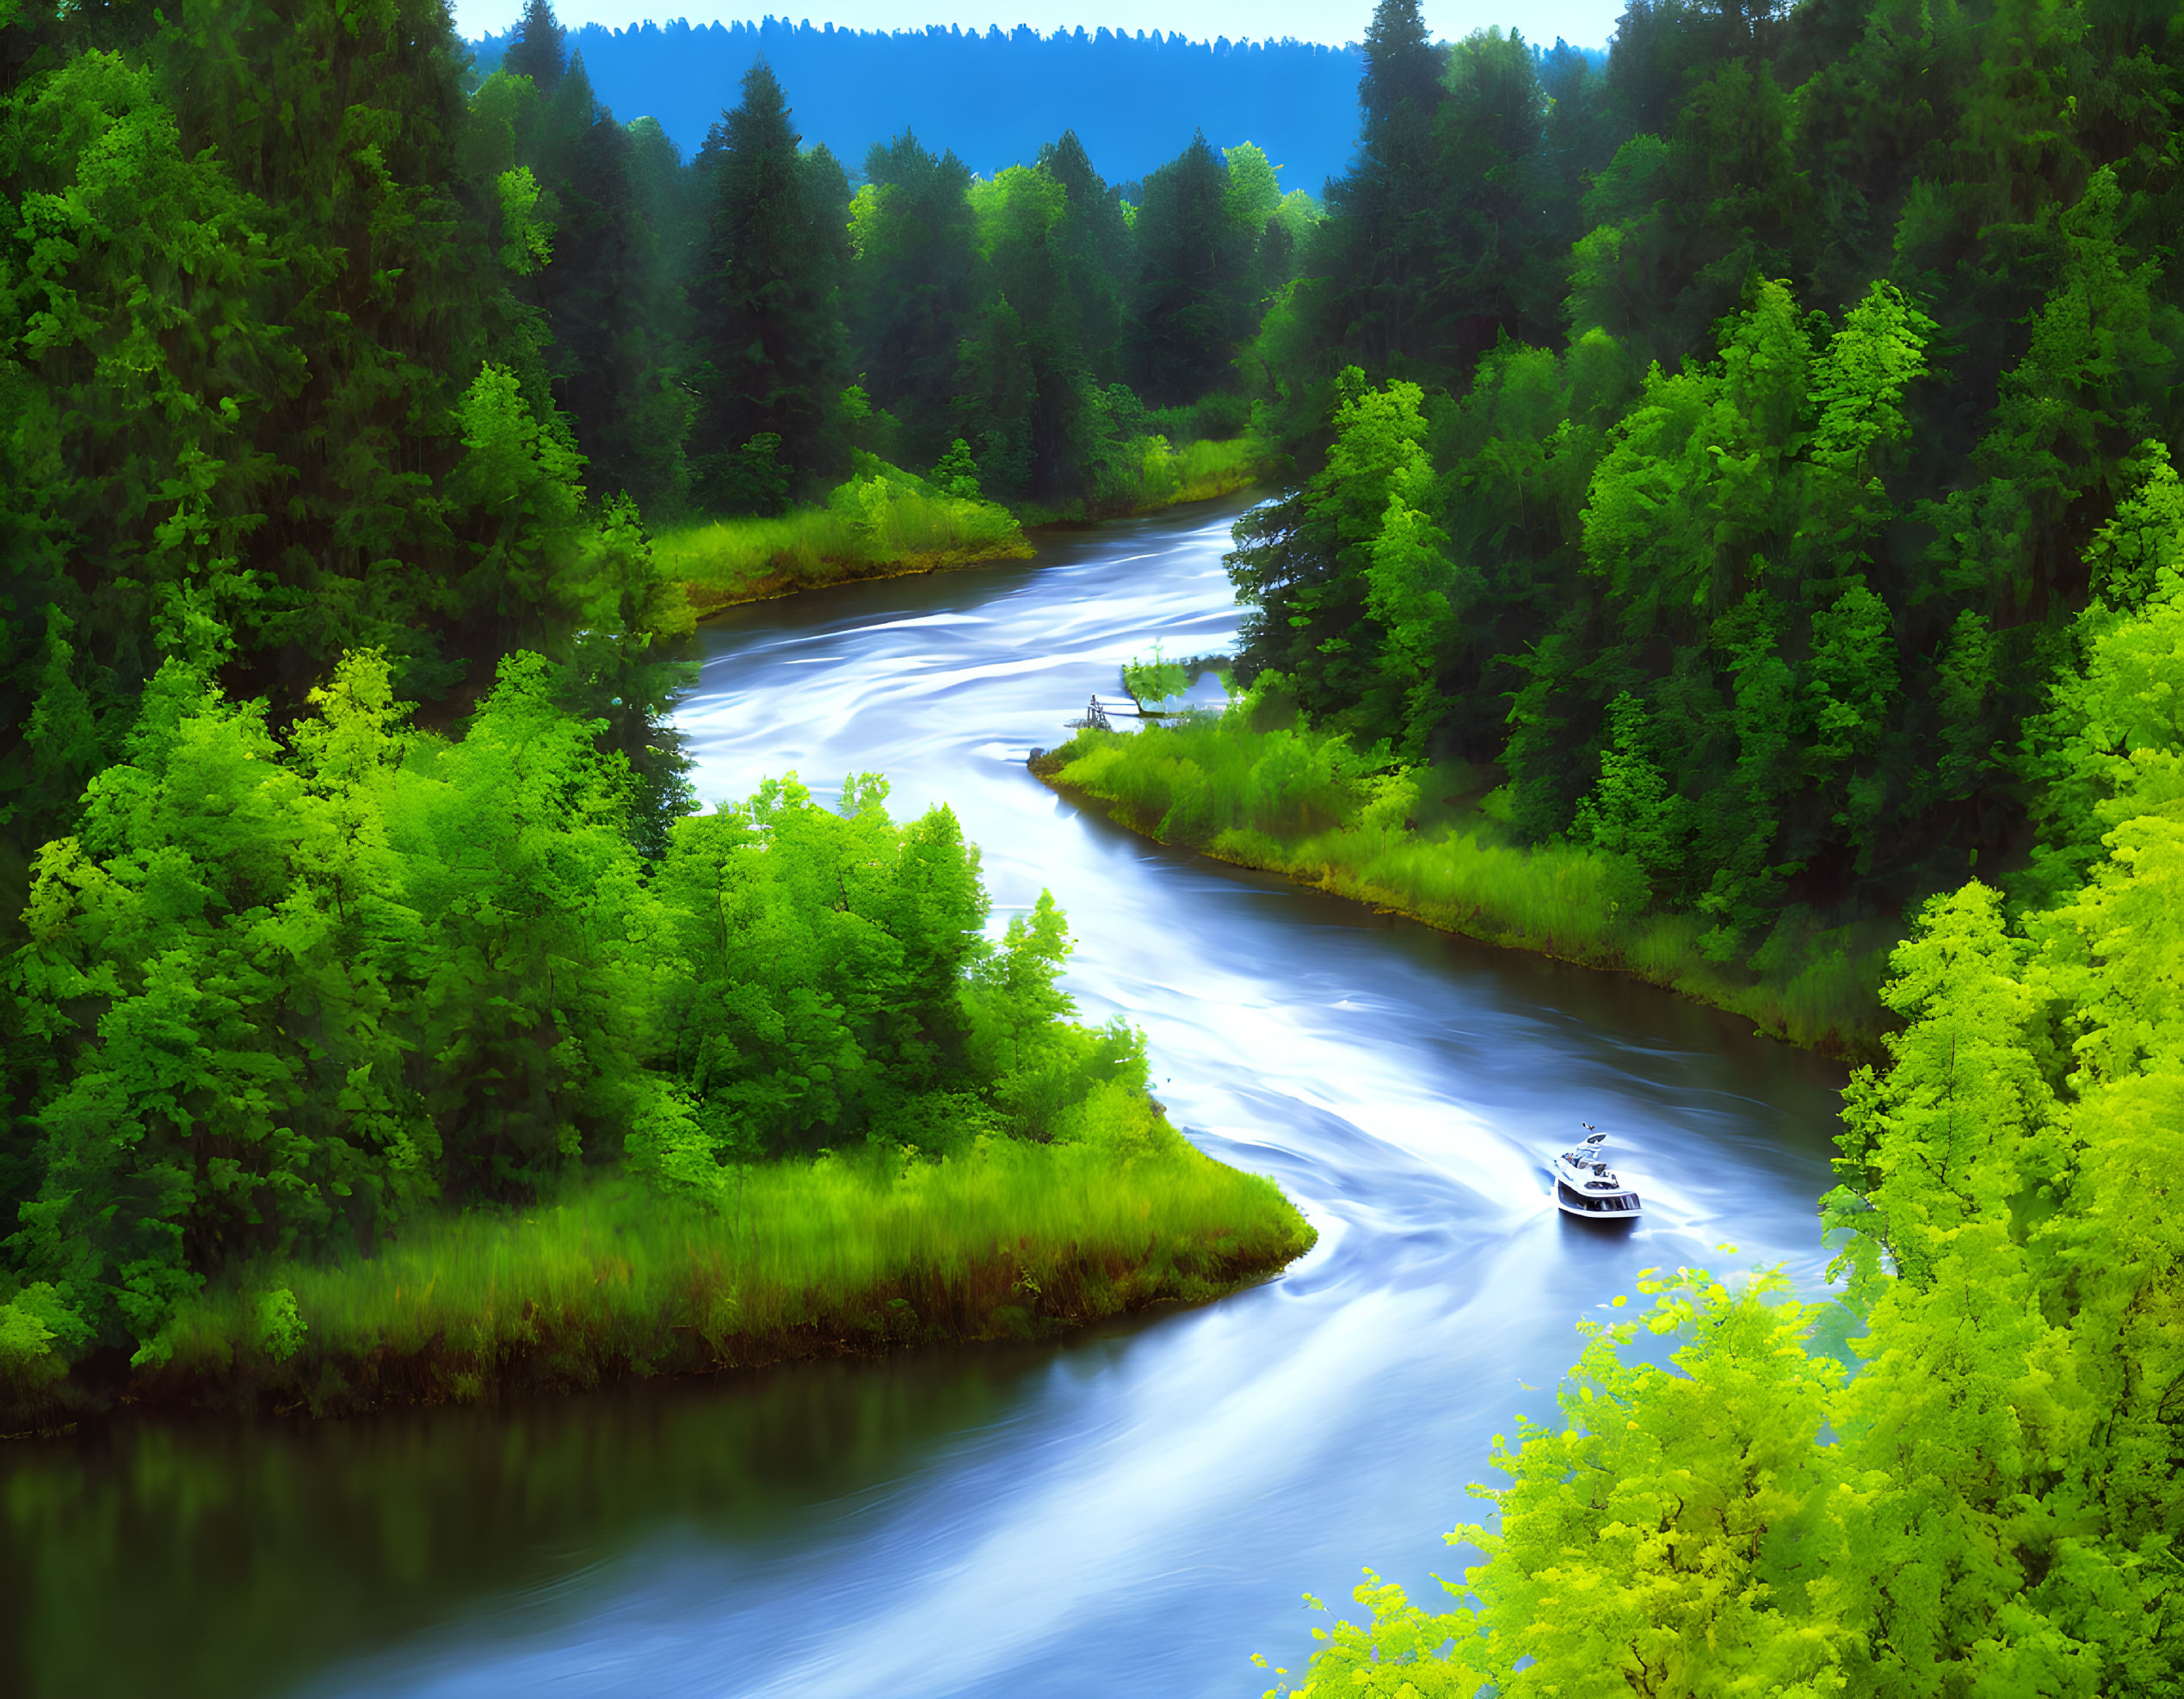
[256,1288,307,1362]
[0,1282,89,1401]
[1122,640,1192,709]
[1146,393,1252,442]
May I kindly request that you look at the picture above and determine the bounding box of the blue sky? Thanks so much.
[450,2,1622,53]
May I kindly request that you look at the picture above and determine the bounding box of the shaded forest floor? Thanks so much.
[4,1128,1314,1434]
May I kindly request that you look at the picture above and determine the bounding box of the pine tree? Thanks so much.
[527,57,688,517]
[688,65,849,508]
[502,0,568,95]
[1126,133,1251,405]
[846,131,981,468]
[1303,0,1449,380]
[1357,0,1442,136]
[1038,129,1133,383]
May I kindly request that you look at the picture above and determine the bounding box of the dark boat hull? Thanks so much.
[1552,1177,1641,1220]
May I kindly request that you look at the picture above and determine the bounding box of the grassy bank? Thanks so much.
[658,473,1032,615]
[1017,436,1265,526]
[659,439,1263,614]
[1039,713,1897,1059]
[12,1125,1312,1429]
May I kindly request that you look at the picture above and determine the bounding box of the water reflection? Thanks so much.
[3,496,1847,1698]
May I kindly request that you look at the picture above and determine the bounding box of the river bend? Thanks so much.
[1,496,1847,1698]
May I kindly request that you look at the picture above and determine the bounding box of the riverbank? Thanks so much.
[662,438,1263,614]
[659,481,1033,615]
[4,1128,1314,1434]
[1035,720,1896,1060]
[1012,436,1263,528]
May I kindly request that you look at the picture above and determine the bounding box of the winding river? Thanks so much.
[2,495,1848,1698]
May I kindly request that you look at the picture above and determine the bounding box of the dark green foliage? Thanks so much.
[0,48,286,843]
[1126,133,1252,406]
[698,432,791,518]
[1310,0,1449,375]
[0,0,700,882]
[688,64,851,501]
[501,0,567,95]
[526,55,691,519]
[1233,0,2184,981]
[940,127,1285,508]
[3,653,1148,1364]
[1037,130,1135,384]
[0,0,1299,1393]
[846,131,983,469]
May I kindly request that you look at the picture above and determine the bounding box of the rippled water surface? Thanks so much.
[2,497,1847,1698]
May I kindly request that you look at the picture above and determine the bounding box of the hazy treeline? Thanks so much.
[472,15,1373,193]
[1235,0,2184,979]
[463,0,1326,516]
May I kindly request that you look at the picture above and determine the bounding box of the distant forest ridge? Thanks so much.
[467,17,1586,192]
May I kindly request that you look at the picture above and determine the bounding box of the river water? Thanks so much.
[3,495,1848,1698]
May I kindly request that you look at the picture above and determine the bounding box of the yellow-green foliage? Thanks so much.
[657,457,1028,608]
[1262,514,2184,1699]
[152,1122,1312,1408]
[1049,686,1891,1052]
[1260,1268,1857,1699]
[1112,436,1262,510]
[0,1282,90,1405]
[1269,825,2184,1694]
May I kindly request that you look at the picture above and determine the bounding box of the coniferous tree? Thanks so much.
[688,64,850,509]
[527,56,689,517]
[1318,0,1447,372]
[1038,129,1134,382]
[22,0,497,703]
[1433,30,1558,363]
[1127,133,1252,405]
[846,131,982,468]
[502,0,568,95]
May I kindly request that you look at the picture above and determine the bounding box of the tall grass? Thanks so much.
[144,1132,1313,1415]
[658,476,1029,611]
[1046,714,1897,1057]
[658,442,1260,611]
[1095,436,1263,515]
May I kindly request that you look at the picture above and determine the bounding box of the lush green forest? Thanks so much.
[7,0,2184,1682]
[1267,496,2184,1692]
[1042,0,2184,1053]
[1117,0,2184,1687]
[1221,0,2184,979]
[0,0,1319,871]
[0,0,1322,1405]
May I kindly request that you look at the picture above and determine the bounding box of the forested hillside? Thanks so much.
[0,0,1320,874]
[471,15,1373,193]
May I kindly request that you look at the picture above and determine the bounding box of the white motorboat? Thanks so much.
[1552,1127,1642,1220]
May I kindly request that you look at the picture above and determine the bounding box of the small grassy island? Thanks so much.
[0,652,1310,1433]
[133,1132,1307,1420]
